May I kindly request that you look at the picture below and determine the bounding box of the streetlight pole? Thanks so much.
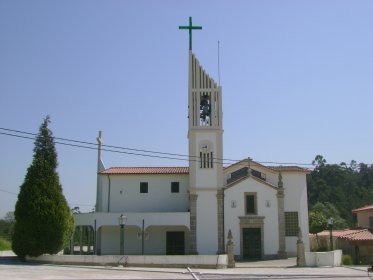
[328,217,334,251]
[118,214,127,255]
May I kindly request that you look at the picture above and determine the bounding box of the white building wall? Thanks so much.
[283,173,310,254]
[192,131,222,188]
[100,226,142,255]
[356,211,373,228]
[98,174,189,213]
[224,178,279,257]
[196,191,218,254]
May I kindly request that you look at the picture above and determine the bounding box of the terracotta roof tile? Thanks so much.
[100,167,189,175]
[313,229,373,241]
[352,204,373,213]
[339,229,373,241]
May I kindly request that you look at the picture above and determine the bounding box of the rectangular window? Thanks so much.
[140,182,148,193]
[285,212,299,236]
[245,193,257,215]
[171,182,179,193]
[369,216,373,227]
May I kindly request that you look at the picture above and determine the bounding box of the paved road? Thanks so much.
[0,256,371,280]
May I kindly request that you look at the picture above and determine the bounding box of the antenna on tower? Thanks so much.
[217,40,221,86]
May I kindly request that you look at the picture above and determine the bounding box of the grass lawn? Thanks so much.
[0,237,11,251]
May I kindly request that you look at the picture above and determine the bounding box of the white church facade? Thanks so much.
[74,25,310,259]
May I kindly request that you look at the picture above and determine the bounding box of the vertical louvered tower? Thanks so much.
[188,50,224,254]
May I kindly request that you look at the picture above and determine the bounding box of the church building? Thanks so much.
[74,18,310,259]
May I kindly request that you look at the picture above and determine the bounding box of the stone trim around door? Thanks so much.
[239,216,264,260]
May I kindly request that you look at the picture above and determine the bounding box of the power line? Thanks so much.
[1,126,356,167]
[0,188,17,195]
[0,187,94,208]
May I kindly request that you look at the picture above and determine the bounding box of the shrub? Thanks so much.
[342,254,353,265]
[316,246,328,252]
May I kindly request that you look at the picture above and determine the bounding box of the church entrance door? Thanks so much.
[242,228,261,259]
[166,231,185,255]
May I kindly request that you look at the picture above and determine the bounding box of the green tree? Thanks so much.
[12,116,74,257]
[309,211,327,248]
[312,202,348,229]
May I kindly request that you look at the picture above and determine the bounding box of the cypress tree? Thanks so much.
[12,116,74,257]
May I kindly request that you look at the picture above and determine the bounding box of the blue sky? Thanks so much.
[1,0,372,218]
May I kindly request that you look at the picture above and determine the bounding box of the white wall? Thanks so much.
[191,131,222,188]
[356,210,373,228]
[283,173,310,253]
[99,174,189,213]
[196,190,218,254]
[224,177,279,257]
[99,225,189,255]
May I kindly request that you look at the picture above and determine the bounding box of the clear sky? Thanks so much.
[1,0,372,218]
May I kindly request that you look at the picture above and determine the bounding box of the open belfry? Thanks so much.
[74,17,310,260]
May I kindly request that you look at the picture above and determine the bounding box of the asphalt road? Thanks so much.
[0,256,371,280]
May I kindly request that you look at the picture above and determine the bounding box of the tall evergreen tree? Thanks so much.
[12,116,74,257]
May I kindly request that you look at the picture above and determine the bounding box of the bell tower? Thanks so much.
[187,51,224,254]
[180,16,224,255]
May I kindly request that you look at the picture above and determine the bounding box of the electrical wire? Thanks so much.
[1,127,366,168]
[0,188,17,195]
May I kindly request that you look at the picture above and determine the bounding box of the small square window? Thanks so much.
[140,182,148,193]
[171,182,179,193]
[369,216,373,227]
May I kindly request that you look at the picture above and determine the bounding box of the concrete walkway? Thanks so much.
[0,251,16,257]
[0,252,371,280]
[235,257,297,268]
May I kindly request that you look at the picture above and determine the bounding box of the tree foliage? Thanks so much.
[309,211,327,235]
[12,116,74,257]
[309,211,327,248]
[308,155,373,228]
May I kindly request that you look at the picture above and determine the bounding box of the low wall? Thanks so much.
[26,254,228,269]
[305,250,342,267]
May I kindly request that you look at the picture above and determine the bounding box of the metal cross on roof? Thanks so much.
[179,17,202,50]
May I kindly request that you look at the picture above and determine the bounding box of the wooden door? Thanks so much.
[242,228,261,259]
[166,231,185,255]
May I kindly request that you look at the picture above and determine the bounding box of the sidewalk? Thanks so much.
[0,251,16,257]
[235,257,297,268]
[0,252,370,279]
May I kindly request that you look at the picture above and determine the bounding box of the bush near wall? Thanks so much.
[342,255,353,265]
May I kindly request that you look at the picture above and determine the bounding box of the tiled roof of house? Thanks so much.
[100,163,309,175]
[100,167,189,175]
[312,229,373,241]
[352,204,373,213]
[338,229,373,241]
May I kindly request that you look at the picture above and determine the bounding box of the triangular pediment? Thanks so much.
[224,172,277,191]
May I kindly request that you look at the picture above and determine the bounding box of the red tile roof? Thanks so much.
[352,205,373,213]
[100,167,189,175]
[100,162,309,175]
[338,229,373,242]
[313,229,373,241]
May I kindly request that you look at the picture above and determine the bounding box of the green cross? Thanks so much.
[179,17,202,50]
